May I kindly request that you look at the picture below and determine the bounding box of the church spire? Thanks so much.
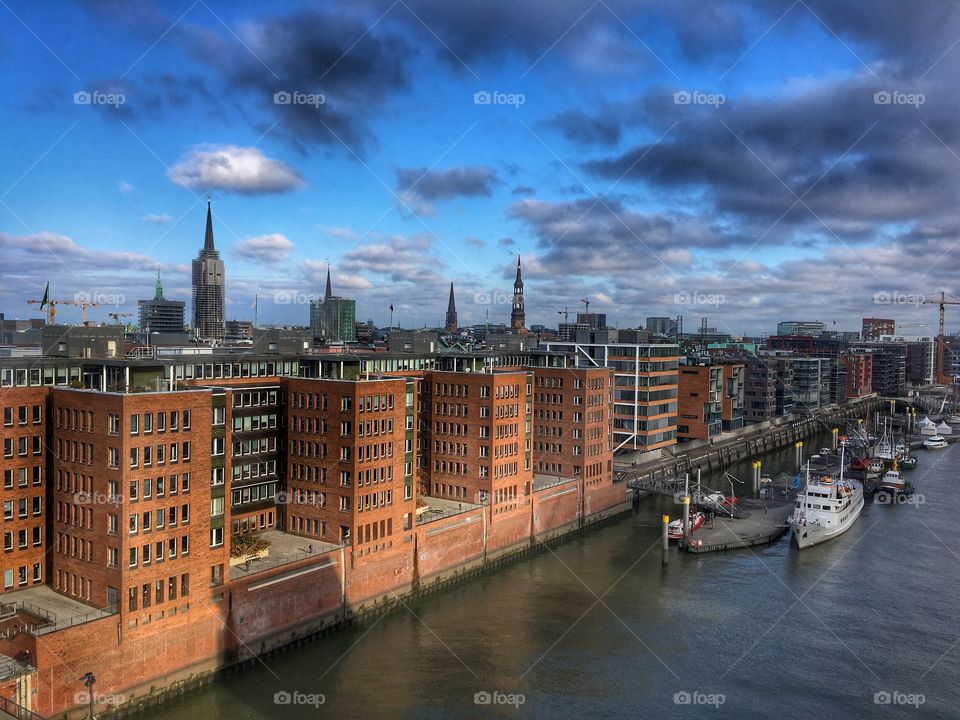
[203,199,216,254]
[511,255,526,335]
[445,281,458,334]
[154,266,164,301]
[325,264,333,301]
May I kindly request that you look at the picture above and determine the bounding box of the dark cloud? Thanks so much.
[511,184,535,196]
[394,165,498,215]
[543,109,621,146]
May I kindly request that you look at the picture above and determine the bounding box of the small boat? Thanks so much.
[899,456,918,470]
[867,458,885,474]
[879,459,907,493]
[923,435,948,449]
[667,512,705,540]
[850,456,871,472]
[947,414,960,425]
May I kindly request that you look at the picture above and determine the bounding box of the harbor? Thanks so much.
[137,439,959,720]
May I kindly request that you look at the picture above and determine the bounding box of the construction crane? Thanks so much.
[61,300,98,325]
[579,297,590,315]
[922,292,960,383]
[26,283,64,324]
[109,312,133,325]
[557,307,570,323]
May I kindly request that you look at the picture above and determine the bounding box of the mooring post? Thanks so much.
[832,428,838,451]
[662,515,669,566]
[795,441,803,471]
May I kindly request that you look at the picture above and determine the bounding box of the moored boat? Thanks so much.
[923,435,948,449]
[668,512,705,540]
[788,443,864,550]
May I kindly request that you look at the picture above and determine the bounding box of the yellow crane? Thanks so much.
[921,291,960,383]
[26,284,99,325]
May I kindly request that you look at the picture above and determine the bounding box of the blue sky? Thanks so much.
[2,0,959,335]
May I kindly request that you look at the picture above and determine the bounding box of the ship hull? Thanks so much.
[791,495,864,549]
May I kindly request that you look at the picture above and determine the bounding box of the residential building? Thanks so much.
[543,340,679,452]
[862,317,895,341]
[776,321,825,336]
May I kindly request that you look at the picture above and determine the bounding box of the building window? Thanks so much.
[130,414,139,434]
[210,527,223,547]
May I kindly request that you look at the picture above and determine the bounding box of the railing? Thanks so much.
[0,695,45,720]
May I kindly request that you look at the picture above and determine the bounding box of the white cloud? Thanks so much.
[142,213,173,224]
[117,181,135,193]
[167,145,305,195]
[233,233,293,264]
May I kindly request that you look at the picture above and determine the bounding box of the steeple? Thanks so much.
[325,264,333,301]
[154,266,164,301]
[445,281,458,334]
[203,199,216,254]
[511,255,526,335]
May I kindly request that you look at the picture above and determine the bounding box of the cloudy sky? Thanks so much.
[2,0,960,335]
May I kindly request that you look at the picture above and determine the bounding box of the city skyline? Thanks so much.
[2,1,960,334]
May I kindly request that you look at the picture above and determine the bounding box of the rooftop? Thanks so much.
[0,585,114,635]
[229,529,339,581]
[415,496,482,525]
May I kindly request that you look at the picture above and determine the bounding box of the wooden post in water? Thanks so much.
[795,441,803,471]
[661,515,669,566]
[832,428,838,451]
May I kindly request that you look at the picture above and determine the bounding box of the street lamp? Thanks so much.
[79,672,95,719]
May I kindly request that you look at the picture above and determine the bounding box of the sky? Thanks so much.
[1,0,960,337]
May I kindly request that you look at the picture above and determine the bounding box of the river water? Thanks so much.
[143,434,957,719]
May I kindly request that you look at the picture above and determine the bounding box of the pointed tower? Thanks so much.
[510,255,526,335]
[445,282,458,334]
[325,264,334,301]
[191,199,226,342]
[154,266,164,301]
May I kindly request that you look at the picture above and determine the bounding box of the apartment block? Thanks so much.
[0,387,48,593]
[842,353,874,398]
[677,364,723,440]
[285,378,416,550]
[531,366,613,483]
[543,341,679,452]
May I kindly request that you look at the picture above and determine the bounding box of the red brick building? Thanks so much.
[842,352,874,398]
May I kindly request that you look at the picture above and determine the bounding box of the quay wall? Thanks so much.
[27,479,627,719]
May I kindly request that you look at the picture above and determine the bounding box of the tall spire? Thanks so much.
[203,199,216,254]
[325,264,333,301]
[154,266,164,301]
[445,281,458,334]
[511,255,526,335]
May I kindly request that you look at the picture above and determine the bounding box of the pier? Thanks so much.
[681,496,795,553]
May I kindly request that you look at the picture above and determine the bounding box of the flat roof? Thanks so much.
[229,529,340,581]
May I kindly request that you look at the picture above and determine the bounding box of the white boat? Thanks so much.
[947,414,960,425]
[788,444,864,550]
[923,435,948,449]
